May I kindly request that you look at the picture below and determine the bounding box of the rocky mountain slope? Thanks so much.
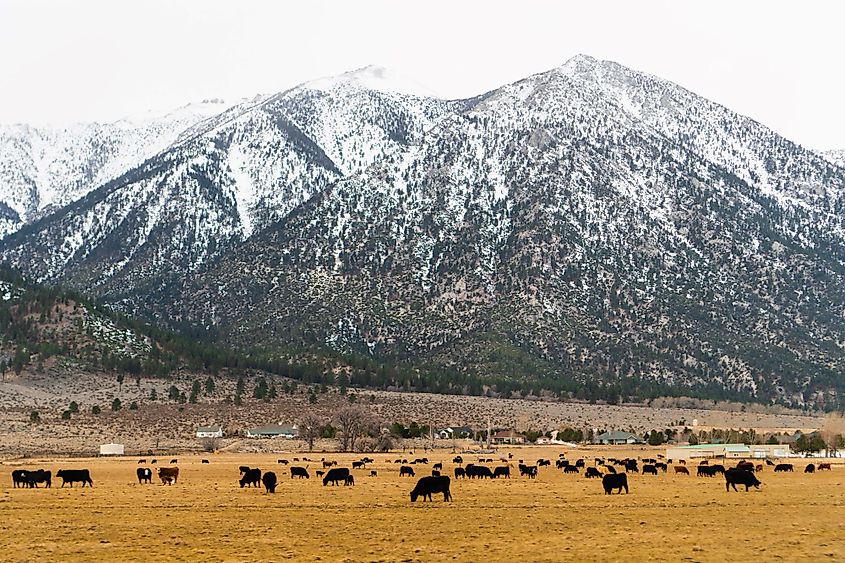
[2,56,844,407]
[0,99,238,237]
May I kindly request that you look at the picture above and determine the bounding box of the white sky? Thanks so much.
[0,0,843,149]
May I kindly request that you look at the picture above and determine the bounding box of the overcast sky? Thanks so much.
[1,0,843,149]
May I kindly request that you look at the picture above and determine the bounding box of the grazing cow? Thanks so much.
[603,465,616,474]
[699,460,709,466]
[239,466,251,474]
[736,461,754,472]
[765,459,775,466]
[345,475,355,486]
[774,464,794,472]
[137,467,152,484]
[725,468,761,492]
[294,458,300,462]
[575,459,585,468]
[602,473,629,494]
[556,459,569,469]
[239,468,261,488]
[316,471,325,477]
[697,465,715,477]
[674,466,689,475]
[433,463,443,471]
[352,461,365,470]
[467,465,494,479]
[655,462,667,473]
[518,464,537,479]
[585,467,602,479]
[56,469,93,488]
[538,459,551,467]
[804,463,816,473]
[24,469,51,488]
[262,472,277,493]
[642,464,658,475]
[278,459,289,465]
[323,468,351,486]
[151,459,157,465]
[362,457,374,464]
[493,466,510,479]
[755,464,763,472]
[453,456,463,464]
[170,459,178,464]
[138,460,146,464]
[564,465,579,474]
[202,460,209,464]
[678,459,686,465]
[400,466,415,477]
[370,470,378,477]
[454,467,466,479]
[818,463,832,471]
[12,470,28,488]
[290,466,309,479]
[625,461,639,473]
[410,476,451,502]
[710,464,726,475]
[431,470,441,477]
[322,461,334,468]
[158,467,180,485]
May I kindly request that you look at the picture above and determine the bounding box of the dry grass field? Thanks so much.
[2,447,844,562]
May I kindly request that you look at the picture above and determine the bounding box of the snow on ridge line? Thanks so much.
[303,65,440,99]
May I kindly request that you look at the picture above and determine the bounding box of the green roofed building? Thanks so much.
[665,443,790,460]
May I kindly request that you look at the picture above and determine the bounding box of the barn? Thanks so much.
[196,425,224,438]
[666,443,790,460]
[245,423,298,438]
[99,443,125,456]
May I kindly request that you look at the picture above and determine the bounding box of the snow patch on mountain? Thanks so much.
[305,65,439,99]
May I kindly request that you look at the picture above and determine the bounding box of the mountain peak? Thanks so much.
[303,65,439,98]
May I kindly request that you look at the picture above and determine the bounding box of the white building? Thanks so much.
[666,443,791,460]
[245,423,298,438]
[99,443,125,456]
[196,425,224,438]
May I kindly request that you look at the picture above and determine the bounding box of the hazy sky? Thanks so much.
[1,0,843,149]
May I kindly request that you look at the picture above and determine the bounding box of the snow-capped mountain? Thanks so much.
[0,68,463,301]
[820,149,845,168]
[0,98,237,237]
[2,56,844,406]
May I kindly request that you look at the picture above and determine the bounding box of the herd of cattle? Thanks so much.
[10,453,834,500]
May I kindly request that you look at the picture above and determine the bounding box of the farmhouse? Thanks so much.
[99,443,125,456]
[491,430,526,445]
[436,426,474,440]
[596,431,642,445]
[196,425,224,438]
[245,423,298,438]
[665,443,791,460]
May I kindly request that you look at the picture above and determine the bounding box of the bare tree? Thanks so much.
[299,412,321,452]
[199,437,220,452]
[336,405,367,452]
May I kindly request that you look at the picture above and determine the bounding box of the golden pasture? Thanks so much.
[2,448,844,562]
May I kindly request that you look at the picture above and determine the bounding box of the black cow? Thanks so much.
[603,465,617,474]
[602,473,628,494]
[453,456,463,464]
[575,459,585,468]
[518,464,537,478]
[278,459,289,465]
[431,470,441,477]
[467,465,493,479]
[433,463,443,471]
[556,459,569,469]
[804,463,816,473]
[262,472,278,493]
[454,467,466,479]
[290,466,309,479]
[56,469,93,488]
[345,475,355,486]
[138,460,146,464]
[240,468,261,488]
[400,466,415,477]
[352,461,365,469]
[538,459,551,467]
[765,459,775,466]
[239,465,251,474]
[725,468,761,492]
[493,466,510,479]
[564,465,579,474]
[25,469,51,488]
[12,469,28,488]
[697,465,715,477]
[625,461,639,473]
[585,467,602,478]
[774,464,794,472]
[655,462,667,473]
[316,471,325,478]
[323,468,351,486]
[202,460,210,464]
[642,464,657,475]
[151,459,157,465]
[710,464,726,474]
[137,467,152,484]
[370,470,378,477]
[170,459,178,464]
[410,476,451,502]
